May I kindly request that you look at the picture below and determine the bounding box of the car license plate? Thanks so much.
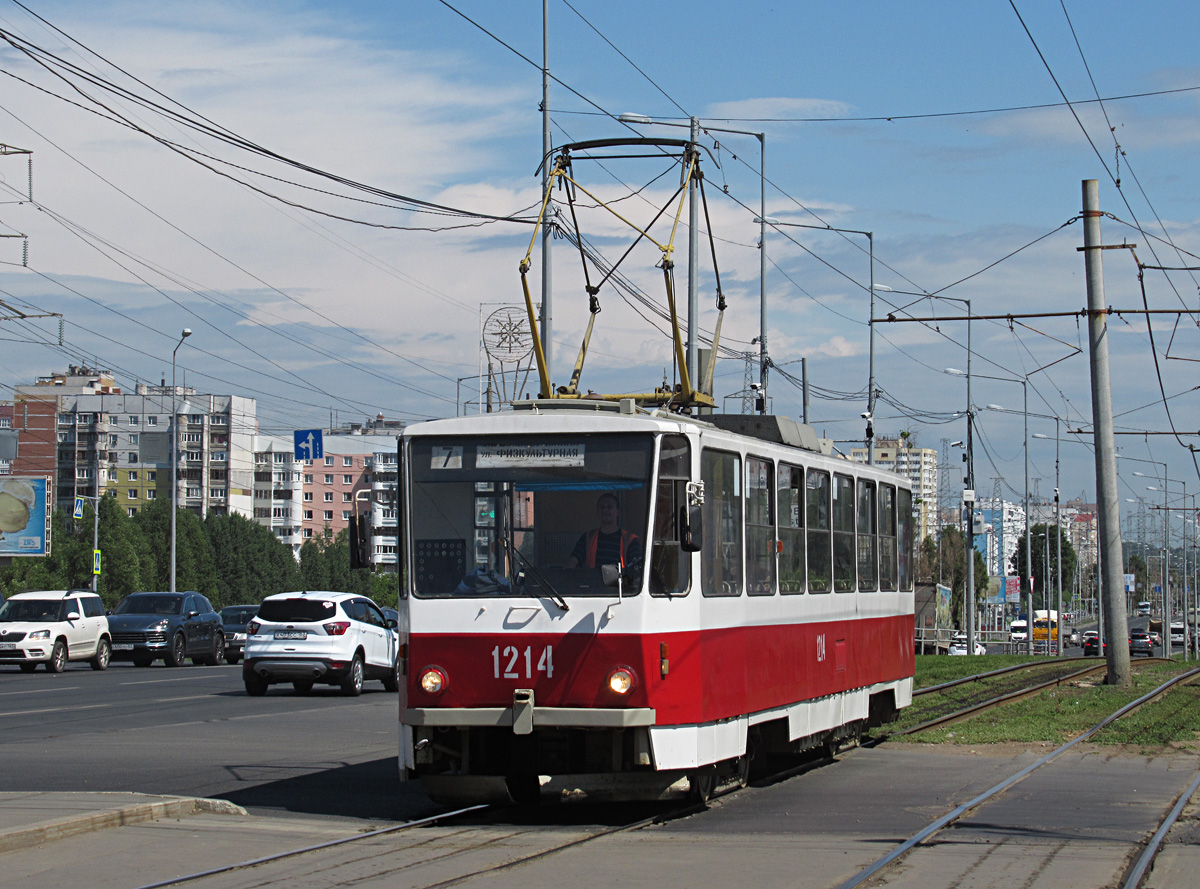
[0,642,15,650]
[274,630,307,640]
[112,643,134,650]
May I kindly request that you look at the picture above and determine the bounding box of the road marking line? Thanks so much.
[0,703,111,717]
[120,675,219,686]
[0,686,80,697]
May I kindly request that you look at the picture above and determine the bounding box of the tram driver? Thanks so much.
[566,492,644,574]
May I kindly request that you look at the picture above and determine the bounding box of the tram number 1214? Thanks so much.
[492,645,555,680]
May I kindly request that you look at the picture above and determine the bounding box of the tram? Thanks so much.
[396,404,915,804]
[393,138,914,804]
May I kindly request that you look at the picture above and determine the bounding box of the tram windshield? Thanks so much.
[408,434,654,598]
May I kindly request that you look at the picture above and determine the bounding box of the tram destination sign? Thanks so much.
[477,443,585,468]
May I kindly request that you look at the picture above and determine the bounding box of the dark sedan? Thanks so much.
[1083,634,1106,656]
[108,592,225,667]
[218,605,259,665]
[1129,630,1154,658]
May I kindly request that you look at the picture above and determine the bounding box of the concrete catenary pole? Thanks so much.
[1082,179,1130,686]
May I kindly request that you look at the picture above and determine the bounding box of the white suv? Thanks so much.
[242,591,398,697]
[0,590,112,672]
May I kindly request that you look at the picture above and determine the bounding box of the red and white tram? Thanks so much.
[396,400,915,805]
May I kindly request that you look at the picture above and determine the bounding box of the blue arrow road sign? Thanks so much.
[294,429,324,461]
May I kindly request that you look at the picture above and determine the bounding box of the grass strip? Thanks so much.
[896,658,1199,750]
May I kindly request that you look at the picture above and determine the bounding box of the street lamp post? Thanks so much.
[766,220,879,454]
[1129,460,1169,633]
[170,328,192,594]
[978,375,1032,654]
[1143,475,1189,660]
[1034,419,1063,655]
[620,114,764,401]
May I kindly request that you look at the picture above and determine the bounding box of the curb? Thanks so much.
[0,795,249,854]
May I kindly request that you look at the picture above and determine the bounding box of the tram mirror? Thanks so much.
[679,503,703,553]
[601,563,621,589]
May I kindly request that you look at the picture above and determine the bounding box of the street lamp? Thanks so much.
[170,328,192,594]
[1127,459,1170,632]
[1141,473,1190,660]
[765,220,879,450]
[620,114,765,403]
[1034,421,1063,656]
[978,374,1032,654]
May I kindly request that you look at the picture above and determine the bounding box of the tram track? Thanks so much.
[125,660,1197,889]
[838,664,1200,889]
[129,796,706,889]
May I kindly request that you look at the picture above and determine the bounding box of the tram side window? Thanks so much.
[746,456,775,596]
[806,469,832,593]
[857,479,878,592]
[879,484,898,591]
[832,473,856,592]
[702,449,742,597]
[650,434,691,597]
[898,487,914,591]
[778,463,805,594]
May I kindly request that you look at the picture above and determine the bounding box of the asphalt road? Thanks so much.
[0,660,440,823]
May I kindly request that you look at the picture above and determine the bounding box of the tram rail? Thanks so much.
[129,799,706,889]
[838,665,1200,889]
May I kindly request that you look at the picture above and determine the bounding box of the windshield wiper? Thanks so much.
[500,539,569,612]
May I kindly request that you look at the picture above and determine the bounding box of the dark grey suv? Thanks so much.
[108,592,225,667]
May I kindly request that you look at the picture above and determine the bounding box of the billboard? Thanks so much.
[0,476,50,557]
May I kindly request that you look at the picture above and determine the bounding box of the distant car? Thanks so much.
[1083,634,1106,656]
[1129,630,1154,657]
[242,591,399,696]
[1068,629,1081,645]
[948,633,987,656]
[1009,621,1028,642]
[1170,622,1185,647]
[218,605,259,665]
[0,590,111,672]
[107,592,225,667]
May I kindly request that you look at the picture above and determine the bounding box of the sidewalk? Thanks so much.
[0,791,248,854]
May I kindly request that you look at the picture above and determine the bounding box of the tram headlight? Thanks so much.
[607,665,637,695]
[419,666,447,694]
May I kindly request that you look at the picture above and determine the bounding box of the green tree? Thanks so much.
[203,511,301,605]
[0,509,79,595]
[936,525,987,629]
[1008,523,1077,611]
[95,495,157,608]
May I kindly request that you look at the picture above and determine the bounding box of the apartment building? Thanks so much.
[11,366,255,518]
[253,431,399,567]
[849,436,939,543]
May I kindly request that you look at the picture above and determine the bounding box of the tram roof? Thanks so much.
[406,400,830,455]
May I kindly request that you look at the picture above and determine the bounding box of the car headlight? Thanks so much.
[418,666,447,694]
[28,629,50,640]
[607,666,637,695]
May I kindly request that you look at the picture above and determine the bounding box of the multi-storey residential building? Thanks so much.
[849,436,938,543]
[12,367,255,518]
[252,431,399,567]
[974,498,1027,578]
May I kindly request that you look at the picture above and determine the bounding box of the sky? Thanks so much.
[0,0,1197,540]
